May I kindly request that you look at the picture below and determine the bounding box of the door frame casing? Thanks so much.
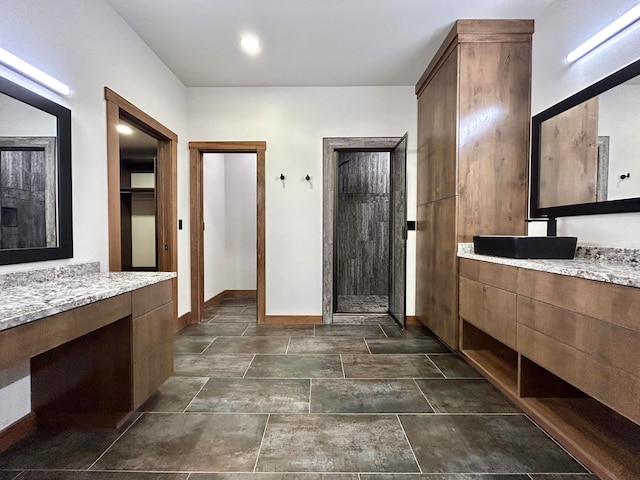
[189,141,266,324]
[105,88,179,325]
[322,137,402,324]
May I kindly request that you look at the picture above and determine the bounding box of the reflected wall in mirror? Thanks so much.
[0,76,72,265]
[531,57,640,217]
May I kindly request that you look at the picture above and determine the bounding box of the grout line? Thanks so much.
[87,412,144,470]
[413,378,437,413]
[396,413,423,474]
[363,337,372,355]
[340,354,346,378]
[309,378,313,414]
[425,354,447,378]
[252,413,271,473]
[241,325,250,337]
[182,377,210,413]
[379,324,389,338]
[285,336,292,354]
[242,354,256,378]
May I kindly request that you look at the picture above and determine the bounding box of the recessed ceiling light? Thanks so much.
[240,35,261,54]
[117,124,133,135]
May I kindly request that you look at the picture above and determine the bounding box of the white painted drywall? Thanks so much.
[531,0,640,245]
[203,153,257,301]
[187,86,418,316]
[0,0,188,430]
[224,154,257,290]
[203,153,227,300]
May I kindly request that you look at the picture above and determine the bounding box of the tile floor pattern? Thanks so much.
[0,297,598,479]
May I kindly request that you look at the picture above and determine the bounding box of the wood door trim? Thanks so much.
[188,141,266,324]
[105,87,178,327]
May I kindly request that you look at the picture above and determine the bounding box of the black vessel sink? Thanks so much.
[473,235,577,259]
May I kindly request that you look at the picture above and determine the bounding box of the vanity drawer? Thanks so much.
[517,297,640,377]
[459,276,517,348]
[459,258,517,292]
[132,279,173,318]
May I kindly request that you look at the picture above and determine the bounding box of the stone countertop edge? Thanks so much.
[0,269,177,333]
[457,242,640,289]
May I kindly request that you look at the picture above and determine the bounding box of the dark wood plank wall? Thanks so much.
[336,151,390,297]
[0,149,47,249]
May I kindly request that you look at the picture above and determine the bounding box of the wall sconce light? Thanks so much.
[567,3,640,63]
[0,47,71,96]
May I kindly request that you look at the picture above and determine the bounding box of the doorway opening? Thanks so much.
[105,88,179,328]
[118,120,159,271]
[189,142,266,324]
[202,152,258,323]
[323,136,407,326]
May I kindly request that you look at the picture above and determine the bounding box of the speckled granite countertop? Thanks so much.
[458,243,640,289]
[0,262,176,333]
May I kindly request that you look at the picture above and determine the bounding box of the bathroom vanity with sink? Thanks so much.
[457,243,640,479]
[0,263,176,450]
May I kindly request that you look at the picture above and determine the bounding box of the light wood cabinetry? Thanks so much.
[415,20,532,348]
[459,257,640,480]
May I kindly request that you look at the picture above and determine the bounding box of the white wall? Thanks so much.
[531,0,640,245]
[0,0,188,430]
[598,85,640,200]
[224,154,257,290]
[203,153,257,300]
[187,87,417,316]
[203,153,227,300]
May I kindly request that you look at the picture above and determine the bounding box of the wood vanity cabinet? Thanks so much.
[415,20,532,348]
[131,279,174,409]
[459,258,640,480]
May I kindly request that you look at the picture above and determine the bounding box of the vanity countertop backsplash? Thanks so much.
[458,243,640,288]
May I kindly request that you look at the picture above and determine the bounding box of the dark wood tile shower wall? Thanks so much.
[336,151,390,297]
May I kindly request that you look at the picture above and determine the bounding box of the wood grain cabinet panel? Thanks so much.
[517,268,640,333]
[517,324,639,424]
[459,258,517,291]
[459,277,517,348]
[415,20,532,349]
[132,301,174,409]
[132,279,173,318]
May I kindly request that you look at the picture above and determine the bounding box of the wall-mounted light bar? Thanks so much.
[567,3,640,63]
[0,47,71,96]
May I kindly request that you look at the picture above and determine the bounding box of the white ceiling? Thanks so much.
[106,0,554,88]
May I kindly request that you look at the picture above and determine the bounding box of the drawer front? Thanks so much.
[517,297,640,377]
[132,301,174,409]
[459,277,517,348]
[517,268,640,332]
[132,279,173,318]
[517,324,640,424]
[459,258,517,292]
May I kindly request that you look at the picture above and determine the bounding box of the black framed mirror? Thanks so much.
[531,57,640,218]
[0,76,72,265]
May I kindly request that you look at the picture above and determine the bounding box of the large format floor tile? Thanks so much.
[188,378,310,413]
[255,414,420,473]
[180,323,249,337]
[0,427,126,470]
[140,376,208,412]
[366,337,451,354]
[204,336,289,354]
[400,414,587,474]
[342,354,444,378]
[15,472,189,479]
[415,379,521,413]
[173,336,214,354]
[310,379,433,413]
[314,324,387,338]
[286,336,369,354]
[92,413,267,472]
[173,353,254,377]
[359,475,531,480]
[427,354,484,378]
[190,474,358,479]
[243,324,315,336]
[245,354,343,378]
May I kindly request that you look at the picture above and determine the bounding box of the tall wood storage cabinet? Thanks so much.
[415,20,533,349]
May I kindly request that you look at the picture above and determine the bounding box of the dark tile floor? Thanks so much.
[0,297,598,479]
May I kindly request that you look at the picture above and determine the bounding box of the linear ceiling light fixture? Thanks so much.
[567,3,640,63]
[0,47,71,96]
